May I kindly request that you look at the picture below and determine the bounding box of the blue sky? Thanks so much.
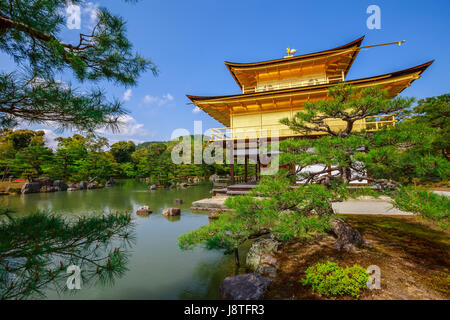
[1,0,449,147]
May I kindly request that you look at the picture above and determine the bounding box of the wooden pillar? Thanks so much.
[230,161,235,185]
[244,155,248,183]
[256,156,260,181]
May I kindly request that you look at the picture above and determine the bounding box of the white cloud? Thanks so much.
[83,2,99,27]
[116,115,147,136]
[122,89,132,101]
[192,106,201,114]
[143,93,175,107]
[164,93,174,101]
[94,115,155,144]
[42,129,59,150]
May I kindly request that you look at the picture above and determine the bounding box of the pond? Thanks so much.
[0,180,245,299]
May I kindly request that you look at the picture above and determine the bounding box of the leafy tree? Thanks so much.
[14,145,53,179]
[118,162,136,178]
[411,94,449,158]
[0,0,156,131]
[110,141,136,163]
[0,129,45,151]
[357,121,450,184]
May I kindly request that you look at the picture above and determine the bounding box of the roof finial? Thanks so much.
[284,47,297,58]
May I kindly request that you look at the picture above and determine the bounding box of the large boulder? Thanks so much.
[173,198,183,204]
[79,181,87,190]
[162,208,181,217]
[148,184,157,190]
[246,238,281,277]
[87,182,98,190]
[40,185,56,193]
[35,177,53,187]
[331,218,363,251]
[220,273,273,300]
[136,206,152,216]
[21,182,41,194]
[53,180,68,191]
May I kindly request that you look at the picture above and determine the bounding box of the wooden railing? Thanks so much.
[209,115,396,141]
[242,77,342,94]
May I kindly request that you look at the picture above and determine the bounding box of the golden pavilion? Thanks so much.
[187,36,433,183]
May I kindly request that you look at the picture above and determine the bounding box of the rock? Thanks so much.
[67,188,79,192]
[35,177,53,187]
[331,218,363,251]
[149,184,157,190]
[79,181,87,190]
[162,208,181,217]
[174,198,183,204]
[246,238,281,276]
[219,273,273,300]
[87,182,98,189]
[40,185,56,193]
[21,182,41,194]
[136,206,152,216]
[208,210,222,220]
[53,180,68,191]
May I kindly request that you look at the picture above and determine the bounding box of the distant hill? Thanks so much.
[136,135,211,150]
[136,141,167,150]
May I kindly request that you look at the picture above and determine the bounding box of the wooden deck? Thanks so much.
[212,181,258,196]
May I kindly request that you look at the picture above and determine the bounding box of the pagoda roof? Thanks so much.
[225,36,365,90]
[187,61,433,126]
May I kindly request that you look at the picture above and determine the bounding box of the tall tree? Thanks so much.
[411,94,449,158]
[0,0,157,131]
[110,141,136,163]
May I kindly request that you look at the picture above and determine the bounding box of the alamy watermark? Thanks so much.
[65,1,81,30]
[366,5,381,30]
[66,265,82,290]
[366,265,381,290]
[170,121,280,175]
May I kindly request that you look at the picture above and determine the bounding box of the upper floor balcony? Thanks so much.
[242,74,344,94]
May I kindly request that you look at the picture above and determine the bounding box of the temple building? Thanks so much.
[187,36,432,185]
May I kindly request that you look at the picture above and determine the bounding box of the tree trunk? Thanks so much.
[234,248,240,267]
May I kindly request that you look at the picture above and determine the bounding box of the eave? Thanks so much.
[187,61,434,127]
[224,36,365,90]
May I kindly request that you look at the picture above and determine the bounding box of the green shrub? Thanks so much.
[393,186,450,229]
[301,261,369,298]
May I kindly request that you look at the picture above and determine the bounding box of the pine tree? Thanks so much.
[0,0,156,131]
[0,210,135,300]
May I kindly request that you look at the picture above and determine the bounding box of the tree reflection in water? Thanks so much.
[0,209,135,300]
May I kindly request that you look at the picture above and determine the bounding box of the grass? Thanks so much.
[0,181,25,192]
[393,186,450,229]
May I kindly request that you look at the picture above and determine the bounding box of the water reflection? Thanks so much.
[0,181,242,300]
